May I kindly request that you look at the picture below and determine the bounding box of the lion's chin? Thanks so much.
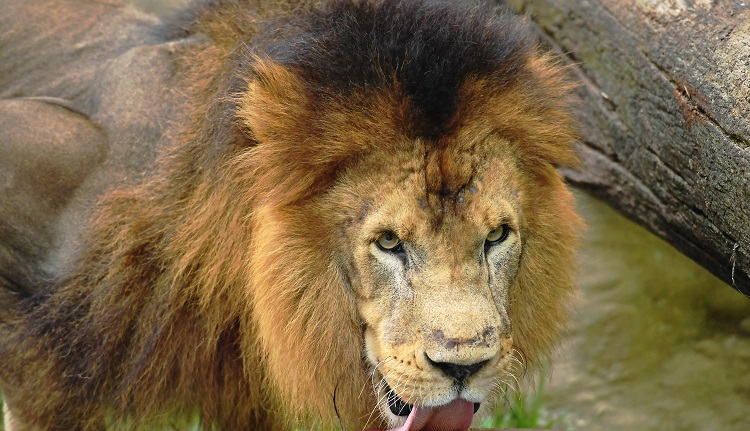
[367,398,476,431]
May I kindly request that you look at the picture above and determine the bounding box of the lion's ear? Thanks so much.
[238,57,313,148]
[235,58,336,205]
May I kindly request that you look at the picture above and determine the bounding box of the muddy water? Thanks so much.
[544,192,750,431]
[122,3,750,430]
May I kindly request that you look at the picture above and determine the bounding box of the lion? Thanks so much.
[0,0,581,430]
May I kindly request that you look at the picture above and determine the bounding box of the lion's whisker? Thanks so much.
[505,370,521,393]
[509,354,524,370]
[493,377,508,398]
[365,369,400,427]
[494,376,518,396]
[364,381,386,426]
[511,348,529,377]
[362,357,393,401]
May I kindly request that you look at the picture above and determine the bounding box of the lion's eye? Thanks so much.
[376,231,403,252]
[486,224,510,244]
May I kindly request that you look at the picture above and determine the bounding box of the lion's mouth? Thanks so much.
[375,383,479,431]
[384,383,413,416]
[384,383,480,417]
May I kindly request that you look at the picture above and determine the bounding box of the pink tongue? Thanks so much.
[365,399,475,431]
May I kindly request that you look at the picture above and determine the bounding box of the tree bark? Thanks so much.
[507,0,750,295]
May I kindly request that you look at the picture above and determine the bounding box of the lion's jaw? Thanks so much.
[334,144,524,429]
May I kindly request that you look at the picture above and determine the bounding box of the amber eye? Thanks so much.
[486,224,510,244]
[376,231,402,252]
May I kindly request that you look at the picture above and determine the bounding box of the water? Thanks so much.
[544,191,750,431]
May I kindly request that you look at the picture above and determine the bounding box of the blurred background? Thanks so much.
[546,191,750,430]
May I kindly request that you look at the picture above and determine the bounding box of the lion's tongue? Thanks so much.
[366,399,475,431]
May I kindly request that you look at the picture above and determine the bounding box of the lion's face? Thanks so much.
[324,130,528,426]
[242,55,579,430]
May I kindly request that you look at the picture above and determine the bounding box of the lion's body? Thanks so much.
[0,1,581,430]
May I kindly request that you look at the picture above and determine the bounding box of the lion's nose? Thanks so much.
[425,354,490,382]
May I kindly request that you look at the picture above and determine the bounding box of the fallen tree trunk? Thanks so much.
[507,0,750,295]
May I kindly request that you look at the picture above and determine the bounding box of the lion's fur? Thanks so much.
[0,0,581,430]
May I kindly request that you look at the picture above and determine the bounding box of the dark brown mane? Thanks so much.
[256,0,536,139]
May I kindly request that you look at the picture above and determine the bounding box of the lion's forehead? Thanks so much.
[350,141,521,217]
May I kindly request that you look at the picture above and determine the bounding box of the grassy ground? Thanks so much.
[484,397,561,429]
[481,376,571,430]
[1,387,565,431]
[2,381,567,431]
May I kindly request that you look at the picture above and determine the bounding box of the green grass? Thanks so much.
[480,372,571,430]
[104,410,206,431]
